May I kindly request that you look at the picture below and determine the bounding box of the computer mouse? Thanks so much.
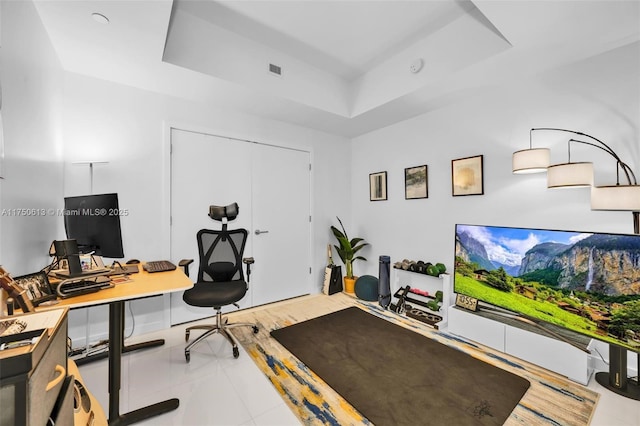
[126,259,140,265]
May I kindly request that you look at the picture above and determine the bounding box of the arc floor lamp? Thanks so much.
[513,127,640,400]
[513,127,640,232]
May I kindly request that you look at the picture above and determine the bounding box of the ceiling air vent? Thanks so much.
[269,63,282,77]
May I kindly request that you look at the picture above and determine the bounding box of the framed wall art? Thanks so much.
[12,271,56,306]
[452,155,484,196]
[405,165,428,199]
[369,171,387,201]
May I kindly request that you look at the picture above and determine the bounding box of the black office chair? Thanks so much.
[180,203,258,362]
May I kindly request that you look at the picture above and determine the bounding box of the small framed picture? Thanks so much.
[405,165,428,199]
[452,155,484,196]
[455,293,478,312]
[13,271,56,306]
[369,171,387,201]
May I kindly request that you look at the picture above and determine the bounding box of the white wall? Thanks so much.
[352,40,639,277]
[351,41,639,370]
[0,0,64,275]
[60,72,351,342]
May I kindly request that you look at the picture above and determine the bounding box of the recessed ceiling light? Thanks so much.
[91,13,109,24]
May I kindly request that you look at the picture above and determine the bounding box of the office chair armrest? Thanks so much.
[242,257,254,282]
[178,259,194,277]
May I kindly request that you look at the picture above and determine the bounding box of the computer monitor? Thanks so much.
[64,193,125,259]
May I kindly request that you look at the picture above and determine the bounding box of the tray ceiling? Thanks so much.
[34,0,640,137]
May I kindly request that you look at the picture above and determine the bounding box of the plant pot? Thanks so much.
[343,276,357,294]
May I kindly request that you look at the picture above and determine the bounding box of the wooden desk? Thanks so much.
[42,265,192,426]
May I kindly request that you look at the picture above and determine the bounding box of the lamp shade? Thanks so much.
[512,148,550,174]
[547,162,593,188]
[591,185,640,211]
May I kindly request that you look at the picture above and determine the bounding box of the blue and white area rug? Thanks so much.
[231,294,599,426]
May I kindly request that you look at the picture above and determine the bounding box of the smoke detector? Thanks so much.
[410,58,424,74]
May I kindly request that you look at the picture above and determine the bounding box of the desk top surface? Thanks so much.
[42,265,192,310]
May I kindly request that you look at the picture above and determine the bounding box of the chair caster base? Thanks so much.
[182,310,258,362]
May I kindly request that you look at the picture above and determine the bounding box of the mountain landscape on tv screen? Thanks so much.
[456,227,640,296]
[454,225,640,351]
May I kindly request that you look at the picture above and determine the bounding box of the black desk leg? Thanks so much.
[108,301,179,426]
[75,303,165,367]
[75,340,166,366]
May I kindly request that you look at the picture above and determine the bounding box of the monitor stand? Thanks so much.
[54,252,110,279]
[595,344,640,400]
[55,268,112,279]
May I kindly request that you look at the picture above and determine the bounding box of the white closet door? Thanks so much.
[169,129,311,325]
[169,129,252,325]
[250,144,311,306]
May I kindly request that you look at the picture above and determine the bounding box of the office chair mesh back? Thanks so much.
[182,224,258,361]
[197,229,247,283]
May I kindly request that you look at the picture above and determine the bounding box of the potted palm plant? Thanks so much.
[331,217,368,293]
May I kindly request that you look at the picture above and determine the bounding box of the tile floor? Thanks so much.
[78,314,640,426]
[77,318,299,426]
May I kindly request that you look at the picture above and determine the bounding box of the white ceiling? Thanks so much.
[176,0,477,80]
[33,0,640,138]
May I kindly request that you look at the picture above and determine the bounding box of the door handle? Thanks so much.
[255,229,269,235]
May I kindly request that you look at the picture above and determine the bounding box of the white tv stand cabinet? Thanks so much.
[447,305,594,385]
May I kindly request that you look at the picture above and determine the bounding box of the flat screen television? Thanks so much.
[454,224,640,399]
[64,193,125,259]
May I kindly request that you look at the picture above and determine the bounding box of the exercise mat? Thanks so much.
[271,307,530,426]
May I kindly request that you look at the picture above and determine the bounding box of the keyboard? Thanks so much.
[143,260,177,273]
[57,276,113,298]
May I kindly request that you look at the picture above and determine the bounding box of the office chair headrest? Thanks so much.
[209,203,239,222]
